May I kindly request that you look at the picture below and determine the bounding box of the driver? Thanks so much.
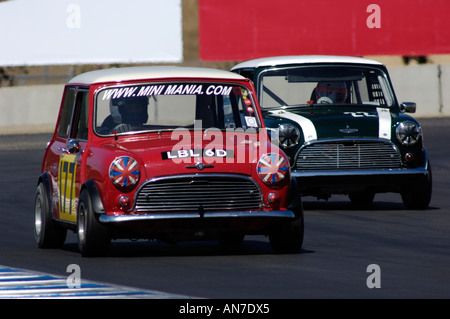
[315,81,348,104]
[100,96,149,133]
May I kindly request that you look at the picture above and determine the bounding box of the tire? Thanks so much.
[77,189,110,257]
[401,161,432,210]
[348,191,375,207]
[269,215,304,254]
[269,192,304,254]
[34,183,67,248]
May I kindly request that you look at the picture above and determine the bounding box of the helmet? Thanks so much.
[315,82,348,104]
[110,96,148,125]
[109,101,122,125]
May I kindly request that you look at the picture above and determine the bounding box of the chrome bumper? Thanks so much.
[291,166,429,178]
[99,210,295,223]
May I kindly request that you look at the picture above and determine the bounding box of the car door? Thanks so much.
[49,86,89,224]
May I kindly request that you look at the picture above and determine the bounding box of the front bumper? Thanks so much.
[292,166,430,195]
[99,210,295,223]
[98,210,296,239]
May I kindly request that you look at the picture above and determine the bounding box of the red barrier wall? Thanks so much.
[199,0,450,61]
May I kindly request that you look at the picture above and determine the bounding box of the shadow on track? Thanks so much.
[60,236,315,258]
[302,195,440,212]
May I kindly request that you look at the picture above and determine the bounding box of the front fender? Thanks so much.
[82,180,105,215]
[38,172,54,218]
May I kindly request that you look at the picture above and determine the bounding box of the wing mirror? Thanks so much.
[400,102,416,113]
[66,139,82,154]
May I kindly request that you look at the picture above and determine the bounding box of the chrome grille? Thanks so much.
[295,141,402,170]
[134,175,262,213]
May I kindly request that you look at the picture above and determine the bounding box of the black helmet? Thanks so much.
[111,96,149,125]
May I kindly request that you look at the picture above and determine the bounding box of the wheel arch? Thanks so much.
[37,172,55,218]
[81,179,106,215]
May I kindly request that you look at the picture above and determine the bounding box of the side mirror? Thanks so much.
[66,139,82,154]
[400,102,416,113]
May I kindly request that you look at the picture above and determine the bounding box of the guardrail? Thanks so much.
[0,64,449,135]
[389,64,449,117]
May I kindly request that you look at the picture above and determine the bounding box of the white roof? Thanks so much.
[231,55,383,70]
[69,66,246,84]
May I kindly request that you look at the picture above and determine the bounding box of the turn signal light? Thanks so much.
[405,153,414,162]
[118,195,130,207]
[267,192,279,204]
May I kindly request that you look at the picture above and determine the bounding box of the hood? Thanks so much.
[264,105,393,142]
[100,131,273,179]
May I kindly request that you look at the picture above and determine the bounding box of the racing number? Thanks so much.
[58,154,78,222]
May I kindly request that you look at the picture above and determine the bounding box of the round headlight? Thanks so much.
[396,121,421,145]
[109,156,140,189]
[257,153,289,185]
[277,123,300,149]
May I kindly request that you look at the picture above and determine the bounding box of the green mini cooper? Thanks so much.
[231,56,431,209]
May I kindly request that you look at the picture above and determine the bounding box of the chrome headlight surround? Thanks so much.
[256,153,289,185]
[277,123,300,149]
[395,121,421,145]
[109,156,141,190]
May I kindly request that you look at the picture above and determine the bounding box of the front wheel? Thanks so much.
[269,189,304,254]
[77,189,110,257]
[401,161,432,210]
[269,215,304,254]
[34,183,66,248]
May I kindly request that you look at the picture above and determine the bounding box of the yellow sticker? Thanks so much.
[58,154,78,222]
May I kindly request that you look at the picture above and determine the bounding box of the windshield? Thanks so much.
[95,82,260,135]
[258,66,395,108]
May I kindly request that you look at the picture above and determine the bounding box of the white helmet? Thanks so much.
[316,81,348,103]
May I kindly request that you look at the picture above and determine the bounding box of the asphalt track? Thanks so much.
[0,117,449,300]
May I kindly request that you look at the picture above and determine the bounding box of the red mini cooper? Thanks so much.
[34,66,303,256]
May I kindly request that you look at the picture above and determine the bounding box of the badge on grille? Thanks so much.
[109,156,140,189]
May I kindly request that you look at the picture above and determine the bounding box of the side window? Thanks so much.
[73,90,89,140]
[57,88,76,138]
[366,75,387,106]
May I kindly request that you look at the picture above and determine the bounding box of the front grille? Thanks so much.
[134,175,262,213]
[295,141,402,170]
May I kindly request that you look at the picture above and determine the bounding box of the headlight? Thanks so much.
[257,153,289,185]
[277,123,300,149]
[396,121,421,145]
[109,156,141,189]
